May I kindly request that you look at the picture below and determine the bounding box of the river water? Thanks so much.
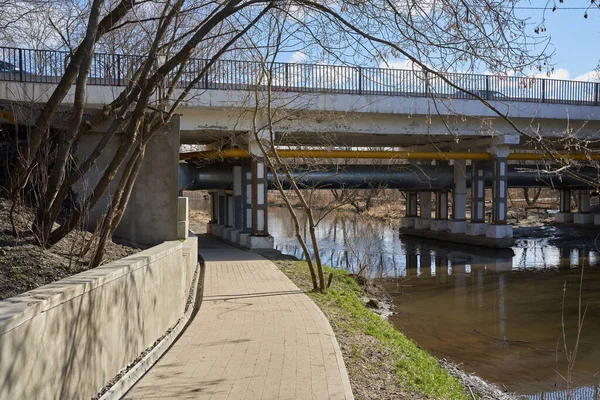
[268,206,600,400]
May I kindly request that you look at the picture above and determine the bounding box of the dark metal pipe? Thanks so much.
[179,162,596,191]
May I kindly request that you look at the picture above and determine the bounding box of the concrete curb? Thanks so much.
[97,254,206,400]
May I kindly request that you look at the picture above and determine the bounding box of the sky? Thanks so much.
[515,0,599,80]
[284,1,599,81]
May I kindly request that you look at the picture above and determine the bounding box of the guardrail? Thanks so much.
[1,46,598,106]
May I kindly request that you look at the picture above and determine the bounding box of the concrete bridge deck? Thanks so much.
[125,235,353,400]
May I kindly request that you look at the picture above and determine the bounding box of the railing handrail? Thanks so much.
[0,46,598,106]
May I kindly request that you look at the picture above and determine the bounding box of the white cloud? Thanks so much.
[380,58,422,71]
[290,51,307,63]
[535,68,570,80]
[574,70,599,82]
[534,68,598,82]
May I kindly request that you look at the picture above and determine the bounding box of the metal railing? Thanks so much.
[1,46,598,106]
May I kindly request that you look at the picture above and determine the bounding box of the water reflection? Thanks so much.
[268,207,600,399]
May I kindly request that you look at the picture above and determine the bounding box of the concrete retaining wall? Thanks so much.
[0,236,198,400]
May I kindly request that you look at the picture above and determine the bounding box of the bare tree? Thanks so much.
[3,0,585,268]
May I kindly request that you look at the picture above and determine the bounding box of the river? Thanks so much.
[268,206,600,400]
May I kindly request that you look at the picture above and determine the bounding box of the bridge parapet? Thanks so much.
[1,46,599,107]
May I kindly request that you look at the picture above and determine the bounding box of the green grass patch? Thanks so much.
[280,260,469,400]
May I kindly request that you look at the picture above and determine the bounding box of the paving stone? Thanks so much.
[125,235,353,399]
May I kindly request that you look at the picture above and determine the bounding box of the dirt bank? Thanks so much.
[0,199,140,300]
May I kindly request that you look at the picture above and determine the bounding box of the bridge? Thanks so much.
[1,46,600,249]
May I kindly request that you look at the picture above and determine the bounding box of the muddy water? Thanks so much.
[268,207,600,399]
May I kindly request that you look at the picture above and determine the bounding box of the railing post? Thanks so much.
[285,63,289,89]
[541,79,546,103]
[424,70,429,97]
[358,66,362,95]
[204,59,210,89]
[595,82,599,106]
[485,75,490,98]
[116,54,121,86]
[18,48,23,82]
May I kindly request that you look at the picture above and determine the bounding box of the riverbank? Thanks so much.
[259,250,517,400]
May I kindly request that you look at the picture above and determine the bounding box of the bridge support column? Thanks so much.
[221,191,235,240]
[448,160,467,234]
[486,136,516,241]
[555,189,573,223]
[574,190,593,224]
[431,191,449,232]
[214,189,226,237]
[467,161,487,236]
[401,191,418,228]
[207,191,219,234]
[226,166,243,242]
[238,131,274,249]
[415,192,432,230]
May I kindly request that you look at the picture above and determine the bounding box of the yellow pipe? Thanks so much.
[180,149,600,161]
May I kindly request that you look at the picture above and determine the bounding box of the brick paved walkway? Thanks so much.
[125,235,353,399]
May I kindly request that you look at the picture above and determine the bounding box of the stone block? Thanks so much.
[238,232,251,248]
[414,218,431,230]
[246,235,275,250]
[555,212,574,223]
[221,227,234,241]
[574,213,594,225]
[485,224,513,239]
[447,220,467,234]
[228,229,241,243]
[430,220,448,232]
[466,222,487,236]
[400,217,417,228]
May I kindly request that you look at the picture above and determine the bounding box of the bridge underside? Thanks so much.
[2,84,600,250]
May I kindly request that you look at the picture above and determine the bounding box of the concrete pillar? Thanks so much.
[431,191,449,231]
[240,164,253,246]
[241,129,274,249]
[401,191,418,228]
[75,116,180,245]
[574,190,593,224]
[486,135,518,240]
[221,191,235,240]
[215,189,226,237]
[415,192,432,230]
[467,160,487,236]
[228,166,243,242]
[251,158,269,236]
[449,160,467,233]
[177,197,189,239]
[555,189,573,223]
[491,157,508,225]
